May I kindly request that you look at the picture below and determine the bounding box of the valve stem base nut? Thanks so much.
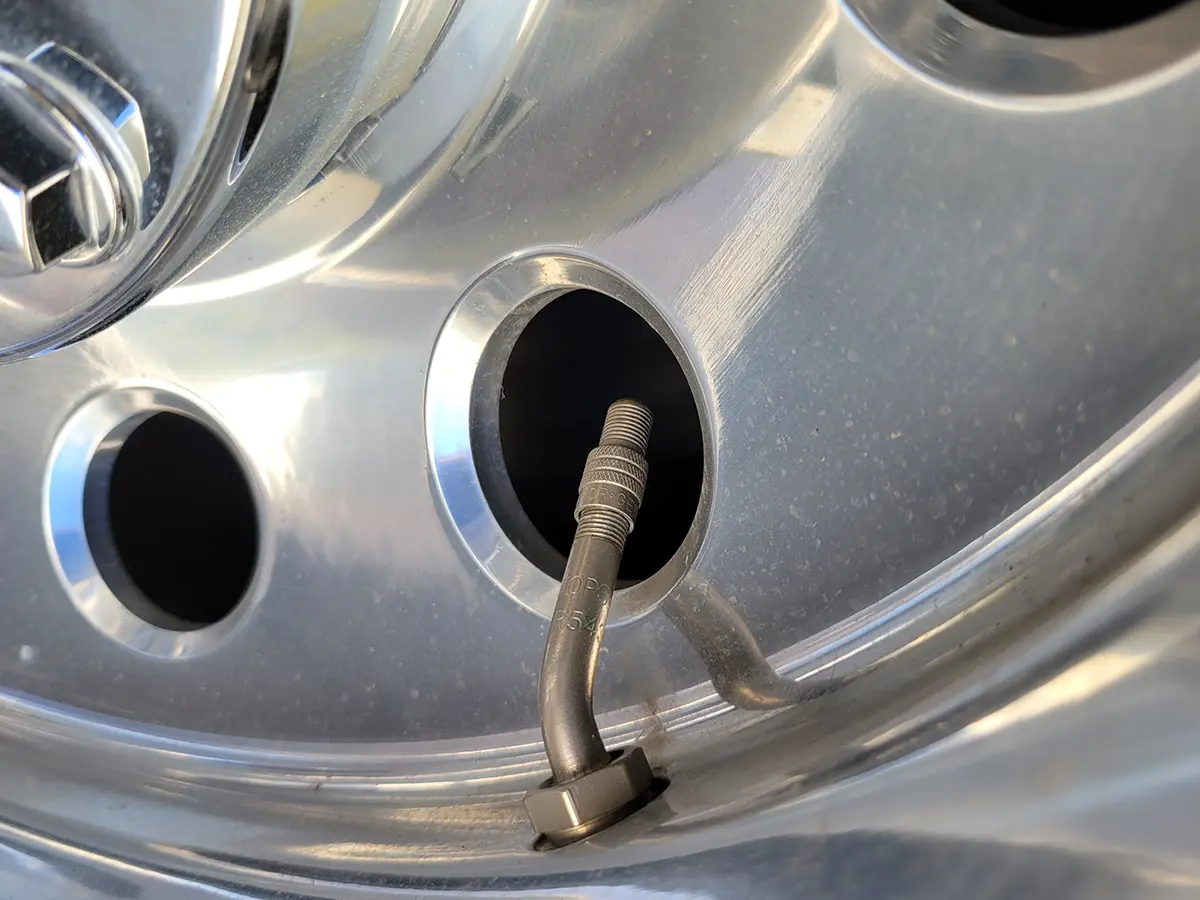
[523,746,659,847]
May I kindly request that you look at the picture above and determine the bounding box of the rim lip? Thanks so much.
[841,0,1200,105]
[424,251,716,624]
[41,381,274,659]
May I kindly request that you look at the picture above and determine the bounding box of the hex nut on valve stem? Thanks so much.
[525,399,666,848]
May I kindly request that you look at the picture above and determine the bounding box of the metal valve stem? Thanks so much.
[524,399,662,846]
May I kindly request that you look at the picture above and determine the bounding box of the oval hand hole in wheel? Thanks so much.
[949,0,1188,34]
[497,289,703,584]
[83,412,259,631]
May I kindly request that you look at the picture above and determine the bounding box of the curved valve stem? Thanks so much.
[524,399,663,846]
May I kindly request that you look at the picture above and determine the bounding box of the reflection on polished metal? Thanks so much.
[3,0,1200,893]
[527,399,661,845]
[0,47,131,275]
[0,77,87,274]
[0,1,262,361]
[0,44,148,278]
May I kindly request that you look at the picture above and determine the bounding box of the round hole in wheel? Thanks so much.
[83,412,259,630]
[947,0,1188,34]
[498,289,704,583]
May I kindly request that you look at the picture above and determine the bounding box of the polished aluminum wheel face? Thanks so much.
[2,0,1200,895]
